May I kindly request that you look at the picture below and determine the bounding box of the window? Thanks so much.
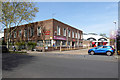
[57,26,60,35]
[37,26,41,36]
[24,29,27,37]
[28,27,30,38]
[14,31,16,38]
[68,41,70,46]
[37,40,43,47]
[62,41,66,46]
[63,28,66,36]
[19,30,22,37]
[72,31,74,38]
[68,30,71,37]
[78,33,80,39]
[45,40,51,47]
[56,40,61,46]
[30,27,34,37]
[75,32,77,38]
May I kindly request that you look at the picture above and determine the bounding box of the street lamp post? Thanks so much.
[113,21,117,54]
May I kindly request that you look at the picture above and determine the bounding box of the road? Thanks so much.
[2,51,118,78]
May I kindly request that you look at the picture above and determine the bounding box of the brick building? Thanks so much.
[4,19,83,50]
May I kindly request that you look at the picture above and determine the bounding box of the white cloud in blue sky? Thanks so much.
[33,2,118,37]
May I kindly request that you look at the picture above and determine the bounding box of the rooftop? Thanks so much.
[4,18,82,32]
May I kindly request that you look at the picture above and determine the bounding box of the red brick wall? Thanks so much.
[4,19,83,43]
[4,19,54,42]
[53,19,83,42]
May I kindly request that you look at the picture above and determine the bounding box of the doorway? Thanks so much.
[72,42,75,47]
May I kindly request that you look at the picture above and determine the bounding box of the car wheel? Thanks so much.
[106,51,112,56]
[90,51,94,55]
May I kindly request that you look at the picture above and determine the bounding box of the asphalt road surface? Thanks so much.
[2,52,118,78]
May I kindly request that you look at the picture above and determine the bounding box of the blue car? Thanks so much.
[88,45,115,56]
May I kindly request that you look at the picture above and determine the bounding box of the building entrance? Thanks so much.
[72,42,75,47]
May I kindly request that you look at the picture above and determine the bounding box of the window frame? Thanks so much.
[37,26,41,36]
[57,26,60,35]
[72,31,74,38]
[68,30,71,37]
[63,28,66,36]
[75,32,77,38]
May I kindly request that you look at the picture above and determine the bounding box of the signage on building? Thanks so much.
[54,36,66,40]
[73,39,76,42]
[44,31,50,35]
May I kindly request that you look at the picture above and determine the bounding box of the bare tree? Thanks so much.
[39,22,47,52]
[1,2,39,48]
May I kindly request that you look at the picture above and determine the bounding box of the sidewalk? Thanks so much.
[27,49,119,59]
[27,49,89,55]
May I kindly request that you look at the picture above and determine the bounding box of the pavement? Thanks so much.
[27,49,119,60]
[2,49,119,78]
[27,49,89,55]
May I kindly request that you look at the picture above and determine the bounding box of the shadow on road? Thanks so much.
[94,53,107,56]
[2,53,34,71]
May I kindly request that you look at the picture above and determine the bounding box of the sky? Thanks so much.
[30,2,118,37]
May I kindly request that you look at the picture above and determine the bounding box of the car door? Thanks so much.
[95,46,103,53]
[101,46,108,53]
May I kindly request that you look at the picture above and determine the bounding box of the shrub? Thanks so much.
[27,42,37,50]
[15,42,25,50]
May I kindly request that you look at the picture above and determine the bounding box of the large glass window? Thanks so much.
[56,40,61,46]
[37,26,41,36]
[37,40,51,47]
[45,40,51,47]
[68,30,71,37]
[63,28,66,36]
[57,26,60,35]
[62,41,66,46]
[72,31,74,38]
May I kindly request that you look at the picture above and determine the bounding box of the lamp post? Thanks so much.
[113,21,117,54]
